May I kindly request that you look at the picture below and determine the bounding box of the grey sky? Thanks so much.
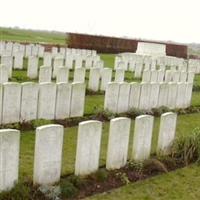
[1,0,199,43]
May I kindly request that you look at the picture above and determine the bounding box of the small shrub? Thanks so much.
[60,181,78,199]
[172,127,200,165]
[68,175,85,188]
[128,161,143,173]
[95,168,109,182]
[143,159,168,175]
[152,106,170,116]
[0,182,30,200]
[115,172,130,185]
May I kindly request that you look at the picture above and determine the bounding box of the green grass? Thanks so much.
[86,164,200,200]
[0,27,66,44]
[18,112,200,181]
[100,54,115,68]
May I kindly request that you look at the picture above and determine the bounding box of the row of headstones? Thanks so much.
[0,41,45,57]
[39,67,126,91]
[0,41,97,58]
[0,82,85,124]
[43,54,103,74]
[0,53,103,78]
[115,54,188,71]
[104,81,193,113]
[0,112,177,191]
[142,70,195,83]
[188,59,200,74]
[115,54,200,75]
[115,60,190,79]
[51,46,97,57]
[0,64,123,92]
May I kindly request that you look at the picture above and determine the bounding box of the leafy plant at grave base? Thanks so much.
[60,181,78,199]
[115,172,130,185]
[94,109,116,121]
[157,155,178,171]
[0,122,20,130]
[0,182,30,200]
[192,84,200,92]
[128,160,144,174]
[94,168,109,182]
[67,175,86,189]
[86,89,104,96]
[142,158,168,175]
[171,127,200,165]
[152,106,170,116]
[31,119,53,128]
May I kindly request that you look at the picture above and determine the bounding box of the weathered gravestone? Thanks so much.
[34,124,64,185]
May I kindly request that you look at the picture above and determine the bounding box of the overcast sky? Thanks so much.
[1,0,200,43]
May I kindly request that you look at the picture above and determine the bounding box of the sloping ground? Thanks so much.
[87,164,200,200]
[0,27,66,44]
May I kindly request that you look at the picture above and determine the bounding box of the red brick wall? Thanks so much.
[67,33,188,58]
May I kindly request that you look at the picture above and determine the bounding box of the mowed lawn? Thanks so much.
[0,27,66,44]
[2,29,200,199]
[86,164,200,200]
[19,112,200,180]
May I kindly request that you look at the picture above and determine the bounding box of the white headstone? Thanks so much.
[2,83,21,124]
[75,57,83,69]
[70,83,86,117]
[180,71,187,82]
[114,69,125,82]
[172,71,180,83]
[73,68,86,83]
[38,83,56,119]
[176,82,186,108]
[88,68,100,91]
[0,64,8,83]
[139,82,151,110]
[117,82,130,113]
[75,121,102,175]
[33,124,64,185]
[132,115,154,161]
[56,67,69,83]
[39,66,52,83]
[165,70,173,82]
[128,82,141,109]
[157,69,165,82]
[43,52,52,66]
[20,82,39,121]
[157,83,169,107]
[65,56,74,69]
[104,82,120,113]
[85,56,93,69]
[100,68,112,91]
[53,57,64,77]
[1,55,12,77]
[27,56,39,79]
[184,82,193,108]
[55,83,72,119]
[167,83,177,109]
[150,70,158,82]
[134,62,143,78]
[187,72,195,83]
[0,84,3,123]
[13,52,23,69]
[157,112,177,155]
[106,117,131,170]
[149,83,160,108]
[142,70,151,82]
[0,129,20,191]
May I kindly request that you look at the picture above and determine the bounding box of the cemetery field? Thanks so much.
[87,164,200,200]
[19,112,200,180]
[0,27,66,44]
